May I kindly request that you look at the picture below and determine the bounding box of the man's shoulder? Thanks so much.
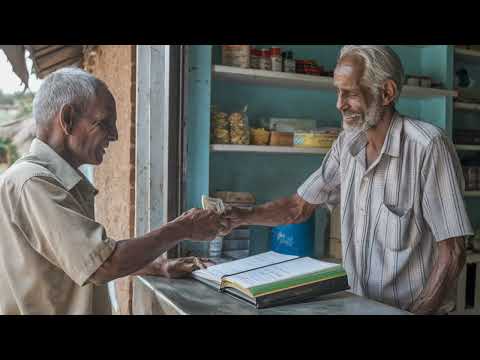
[0,156,60,195]
[401,116,447,148]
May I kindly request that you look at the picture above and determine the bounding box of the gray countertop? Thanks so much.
[134,275,411,315]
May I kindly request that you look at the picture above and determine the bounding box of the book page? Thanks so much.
[192,251,298,284]
[227,257,339,289]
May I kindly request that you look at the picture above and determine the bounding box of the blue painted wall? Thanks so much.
[185,46,212,210]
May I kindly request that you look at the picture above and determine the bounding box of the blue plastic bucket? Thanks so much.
[270,216,315,257]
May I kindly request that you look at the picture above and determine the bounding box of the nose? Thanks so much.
[109,126,119,142]
[336,93,348,113]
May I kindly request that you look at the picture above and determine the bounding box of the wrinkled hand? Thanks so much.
[408,296,438,315]
[174,208,224,240]
[161,257,216,278]
[220,206,250,235]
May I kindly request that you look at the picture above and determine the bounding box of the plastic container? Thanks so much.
[229,107,250,145]
[271,217,315,257]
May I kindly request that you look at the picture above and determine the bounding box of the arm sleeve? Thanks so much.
[13,176,116,286]
[297,137,342,211]
[420,136,474,242]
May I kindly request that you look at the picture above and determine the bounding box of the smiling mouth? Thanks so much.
[343,114,361,121]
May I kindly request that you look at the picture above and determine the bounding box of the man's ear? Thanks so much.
[382,80,398,106]
[59,104,75,135]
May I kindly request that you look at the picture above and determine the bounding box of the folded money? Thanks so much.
[201,195,225,214]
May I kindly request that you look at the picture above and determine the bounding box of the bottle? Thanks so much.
[286,51,296,73]
[271,47,282,72]
[281,51,287,72]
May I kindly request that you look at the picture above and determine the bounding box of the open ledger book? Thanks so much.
[192,251,349,309]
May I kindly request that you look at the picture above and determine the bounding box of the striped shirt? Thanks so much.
[297,112,473,311]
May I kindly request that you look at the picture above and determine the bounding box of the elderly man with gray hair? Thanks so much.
[0,67,222,315]
[224,45,473,315]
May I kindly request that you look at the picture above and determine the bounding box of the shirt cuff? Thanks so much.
[76,237,117,287]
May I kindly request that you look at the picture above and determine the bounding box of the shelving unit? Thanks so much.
[213,65,458,99]
[466,191,480,198]
[456,144,480,151]
[211,144,329,155]
[455,102,480,112]
[455,47,480,65]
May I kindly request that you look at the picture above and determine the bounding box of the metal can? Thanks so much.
[259,48,272,71]
[209,236,223,257]
[271,47,282,72]
[250,47,259,69]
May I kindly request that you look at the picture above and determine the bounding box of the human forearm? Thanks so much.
[231,194,317,228]
[409,237,466,315]
[89,221,189,284]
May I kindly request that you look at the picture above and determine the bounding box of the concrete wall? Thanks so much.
[84,45,136,314]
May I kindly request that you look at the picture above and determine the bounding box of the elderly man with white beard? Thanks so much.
[223,45,473,315]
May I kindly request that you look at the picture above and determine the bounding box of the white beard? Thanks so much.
[343,99,384,133]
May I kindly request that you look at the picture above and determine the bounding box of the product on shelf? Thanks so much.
[462,158,480,191]
[250,128,271,145]
[284,51,296,73]
[212,110,230,144]
[269,117,316,133]
[259,48,272,71]
[222,45,250,69]
[229,107,250,145]
[271,47,282,72]
[250,47,259,69]
[293,128,341,149]
[270,131,294,146]
[405,75,433,88]
[214,191,256,205]
[295,59,323,76]
[454,129,480,146]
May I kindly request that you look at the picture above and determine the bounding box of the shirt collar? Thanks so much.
[347,111,403,159]
[29,138,98,194]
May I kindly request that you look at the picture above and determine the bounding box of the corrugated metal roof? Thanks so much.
[0,45,96,88]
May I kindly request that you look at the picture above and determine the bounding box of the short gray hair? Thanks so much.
[33,67,108,126]
[338,45,405,102]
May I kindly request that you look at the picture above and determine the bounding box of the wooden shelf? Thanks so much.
[466,251,480,264]
[455,102,480,111]
[455,47,480,64]
[456,144,480,151]
[465,191,480,198]
[210,144,329,155]
[213,65,458,99]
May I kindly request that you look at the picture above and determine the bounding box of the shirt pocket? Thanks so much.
[377,203,413,252]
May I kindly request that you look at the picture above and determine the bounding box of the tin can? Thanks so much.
[271,47,282,72]
[259,48,272,71]
[250,47,259,69]
[209,236,223,257]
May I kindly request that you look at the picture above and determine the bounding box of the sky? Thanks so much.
[0,50,42,94]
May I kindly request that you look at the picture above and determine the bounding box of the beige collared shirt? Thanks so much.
[0,138,116,315]
[298,113,473,312]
